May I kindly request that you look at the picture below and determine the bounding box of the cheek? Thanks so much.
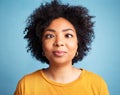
[68,40,78,51]
[43,43,50,51]
[42,43,51,60]
[70,45,78,53]
[67,43,78,59]
[42,41,53,54]
[68,42,78,59]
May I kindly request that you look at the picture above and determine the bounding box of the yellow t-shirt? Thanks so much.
[14,69,109,95]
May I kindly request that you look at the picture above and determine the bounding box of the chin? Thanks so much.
[49,59,72,66]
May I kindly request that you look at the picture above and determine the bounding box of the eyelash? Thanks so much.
[44,33,73,39]
[65,34,73,38]
[44,34,54,39]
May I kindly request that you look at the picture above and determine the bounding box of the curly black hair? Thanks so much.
[24,0,95,64]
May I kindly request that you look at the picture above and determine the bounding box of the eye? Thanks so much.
[65,34,73,38]
[44,34,54,39]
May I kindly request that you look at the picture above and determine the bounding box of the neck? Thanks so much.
[44,64,81,83]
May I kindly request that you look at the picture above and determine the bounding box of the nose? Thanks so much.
[53,36,64,47]
[53,42,64,47]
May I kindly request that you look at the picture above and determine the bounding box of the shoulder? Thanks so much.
[25,69,42,77]
[82,69,108,89]
[83,70,102,79]
[82,69,109,94]
[14,69,44,95]
[81,69,107,86]
[18,69,43,84]
[82,69,103,81]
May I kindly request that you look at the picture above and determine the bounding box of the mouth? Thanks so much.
[52,51,67,57]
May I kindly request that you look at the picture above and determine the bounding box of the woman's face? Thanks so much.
[42,17,78,66]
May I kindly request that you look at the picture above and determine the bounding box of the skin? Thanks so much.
[42,17,81,83]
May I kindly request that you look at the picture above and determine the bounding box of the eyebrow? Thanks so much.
[44,28,75,32]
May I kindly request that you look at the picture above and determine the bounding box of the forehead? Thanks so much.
[45,17,76,31]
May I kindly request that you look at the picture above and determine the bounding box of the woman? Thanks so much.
[14,0,109,95]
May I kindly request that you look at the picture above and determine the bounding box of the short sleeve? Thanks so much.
[100,79,110,95]
[14,77,25,95]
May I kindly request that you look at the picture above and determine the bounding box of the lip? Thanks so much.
[53,51,67,57]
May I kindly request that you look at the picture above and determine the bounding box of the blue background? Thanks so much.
[0,0,120,95]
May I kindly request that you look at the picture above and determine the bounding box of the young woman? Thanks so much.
[14,0,109,95]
